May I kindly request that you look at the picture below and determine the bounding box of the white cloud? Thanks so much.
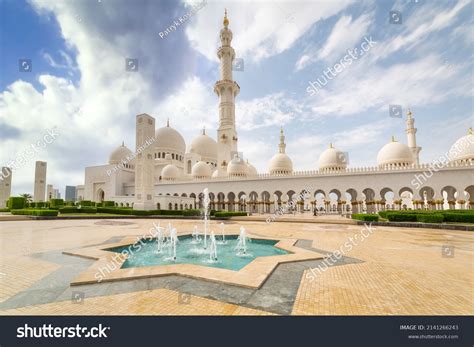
[296,13,373,71]
[186,0,356,62]
[307,55,467,117]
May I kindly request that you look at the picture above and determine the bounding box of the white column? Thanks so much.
[134,114,155,210]
[33,161,47,202]
[0,167,12,208]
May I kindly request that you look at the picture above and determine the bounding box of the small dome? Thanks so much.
[269,153,293,175]
[109,142,133,165]
[377,137,414,168]
[188,129,217,160]
[246,160,258,176]
[192,161,212,179]
[449,129,474,163]
[318,144,347,172]
[155,120,186,154]
[227,155,248,177]
[161,164,179,181]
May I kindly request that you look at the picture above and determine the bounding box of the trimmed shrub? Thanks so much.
[103,201,115,207]
[79,200,92,207]
[442,212,474,223]
[386,212,418,222]
[34,201,46,208]
[0,208,10,212]
[58,207,97,214]
[378,211,388,219]
[7,197,26,209]
[352,213,379,222]
[11,209,58,216]
[97,207,134,215]
[50,199,64,208]
[416,214,444,223]
[183,209,201,216]
[66,201,75,206]
[214,211,247,218]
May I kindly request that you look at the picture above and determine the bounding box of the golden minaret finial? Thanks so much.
[223,8,229,27]
[166,118,170,127]
[407,108,413,117]
[391,135,396,142]
[469,127,473,135]
[329,143,333,148]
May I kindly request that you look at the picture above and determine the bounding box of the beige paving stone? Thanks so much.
[0,218,472,315]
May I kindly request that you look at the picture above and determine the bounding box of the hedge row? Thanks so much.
[383,210,474,224]
[182,209,201,216]
[11,209,58,216]
[214,211,248,218]
[59,207,98,214]
[352,213,379,222]
[7,197,26,209]
[50,199,64,208]
[0,208,10,212]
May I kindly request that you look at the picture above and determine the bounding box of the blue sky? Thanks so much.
[0,0,472,196]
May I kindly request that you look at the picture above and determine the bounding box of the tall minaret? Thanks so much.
[214,9,240,173]
[406,108,422,165]
[279,127,286,153]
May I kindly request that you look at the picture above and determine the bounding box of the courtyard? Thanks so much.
[0,217,472,316]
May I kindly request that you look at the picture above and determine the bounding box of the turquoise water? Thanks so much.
[105,235,289,271]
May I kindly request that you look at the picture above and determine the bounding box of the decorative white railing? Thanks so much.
[157,160,474,185]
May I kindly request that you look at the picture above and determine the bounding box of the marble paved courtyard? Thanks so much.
[0,218,472,315]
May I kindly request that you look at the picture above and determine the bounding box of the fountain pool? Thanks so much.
[105,235,289,271]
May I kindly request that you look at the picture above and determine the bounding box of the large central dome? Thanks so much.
[188,129,217,160]
[377,137,414,168]
[155,120,186,155]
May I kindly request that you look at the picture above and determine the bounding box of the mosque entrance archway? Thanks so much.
[97,189,105,202]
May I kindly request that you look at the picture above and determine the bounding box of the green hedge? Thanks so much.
[183,209,201,216]
[378,211,388,219]
[7,197,26,209]
[58,207,97,214]
[50,199,64,208]
[352,213,379,222]
[383,210,474,224]
[442,212,474,223]
[32,201,48,208]
[214,211,248,218]
[0,208,10,212]
[416,214,444,223]
[103,201,115,207]
[78,200,93,207]
[386,212,418,222]
[11,209,58,216]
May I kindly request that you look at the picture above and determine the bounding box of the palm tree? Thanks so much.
[20,193,33,203]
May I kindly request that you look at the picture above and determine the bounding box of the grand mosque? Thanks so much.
[43,12,474,213]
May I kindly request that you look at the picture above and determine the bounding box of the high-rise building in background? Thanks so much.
[65,186,76,201]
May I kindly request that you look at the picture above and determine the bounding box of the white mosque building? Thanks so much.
[74,11,474,214]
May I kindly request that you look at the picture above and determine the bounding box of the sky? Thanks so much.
[0,0,472,197]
